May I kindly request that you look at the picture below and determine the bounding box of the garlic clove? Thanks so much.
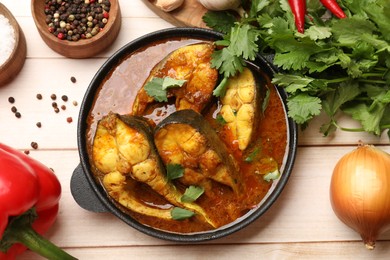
[155,0,184,12]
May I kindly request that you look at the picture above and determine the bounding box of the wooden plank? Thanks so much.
[19,147,390,249]
[19,240,390,260]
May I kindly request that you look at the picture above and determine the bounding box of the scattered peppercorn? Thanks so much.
[31,142,38,150]
[61,105,66,110]
[61,95,68,101]
[50,94,57,100]
[70,76,76,83]
[36,122,42,128]
[11,106,17,113]
[54,107,60,113]
[66,117,73,123]
[24,150,30,155]
[36,93,43,100]
[8,97,15,103]
[15,112,21,118]
[44,0,111,42]
[72,101,78,106]
[52,102,58,108]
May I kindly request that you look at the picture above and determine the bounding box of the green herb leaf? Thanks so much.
[211,48,245,78]
[166,164,184,181]
[216,114,227,125]
[181,186,204,203]
[244,148,259,163]
[144,77,186,102]
[213,77,229,97]
[262,87,271,114]
[162,77,186,90]
[305,26,332,41]
[263,169,280,182]
[287,94,322,124]
[202,11,237,34]
[144,77,167,102]
[229,24,260,61]
[171,207,195,220]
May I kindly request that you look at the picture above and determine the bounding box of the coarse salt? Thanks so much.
[0,14,16,66]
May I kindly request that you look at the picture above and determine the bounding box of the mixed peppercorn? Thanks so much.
[6,76,78,152]
[44,0,111,41]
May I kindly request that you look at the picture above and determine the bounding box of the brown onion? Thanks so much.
[330,143,390,249]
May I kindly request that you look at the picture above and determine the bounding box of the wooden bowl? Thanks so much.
[0,3,27,87]
[31,0,122,58]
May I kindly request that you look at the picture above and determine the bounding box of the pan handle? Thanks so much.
[71,164,108,213]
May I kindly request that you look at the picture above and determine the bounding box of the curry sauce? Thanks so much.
[86,38,288,233]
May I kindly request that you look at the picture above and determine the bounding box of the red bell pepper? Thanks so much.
[0,143,76,260]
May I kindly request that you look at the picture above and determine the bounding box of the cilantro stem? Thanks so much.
[333,121,364,132]
[361,72,384,78]
[326,72,387,85]
[326,77,350,84]
[334,122,390,133]
[359,79,387,84]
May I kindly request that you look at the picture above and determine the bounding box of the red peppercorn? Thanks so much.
[48,27,55,33]
[57,32,65,40]
[103,12,109,19]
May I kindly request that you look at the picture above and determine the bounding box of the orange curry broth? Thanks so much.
[86,37,288,233]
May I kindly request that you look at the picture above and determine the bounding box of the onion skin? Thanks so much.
[330,144,390,249]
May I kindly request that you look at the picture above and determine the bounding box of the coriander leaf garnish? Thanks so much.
[244,148,259,163]
[216,114,227,125]
[162,77,186,90]
[166,163,184,181]
[144,77,167,102]
[212,77,229,97]
[171,207,195,220]
[263,169,280,182]
[144,77,187,102]
[181,186,204,203]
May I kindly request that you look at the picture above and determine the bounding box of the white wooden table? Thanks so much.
[1,0,390,259]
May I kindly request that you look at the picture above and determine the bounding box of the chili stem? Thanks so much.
[10,226,77,260]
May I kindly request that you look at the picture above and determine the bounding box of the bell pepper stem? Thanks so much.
[11,226,77,260]
[0,208,77,260]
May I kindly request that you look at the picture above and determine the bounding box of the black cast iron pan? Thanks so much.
[70,27,298,242]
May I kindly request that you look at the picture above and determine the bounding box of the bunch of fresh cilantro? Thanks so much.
[203,0,390,138]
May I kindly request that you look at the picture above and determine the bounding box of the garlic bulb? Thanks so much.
[156,0,184,12]
[198,0,244,16]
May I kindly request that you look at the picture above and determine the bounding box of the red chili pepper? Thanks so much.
[288,0,306,33]
[0,143,77,260]
[320,0,346,18]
